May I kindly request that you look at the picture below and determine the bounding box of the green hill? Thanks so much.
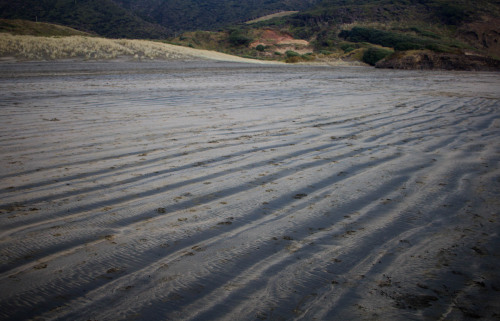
[243,0,500,67]
[0,19,89,37]
[259,0,499,47]
[0,0,320,38]
[112,0,319,33]
[1,0,499,69]
[0,0,170,38]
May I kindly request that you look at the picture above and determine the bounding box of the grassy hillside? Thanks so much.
[0,0,320,37]
[260,0,499,43]
[242,0,500,65]
[0,33,215,61]
[168,28,316,63]
[0,19,89,37]
[112,0,320,33]
[0,0,498,68]
[0,34,169,60]
[0,0,170,38]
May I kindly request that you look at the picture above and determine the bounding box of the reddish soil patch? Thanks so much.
[250,29,309,47]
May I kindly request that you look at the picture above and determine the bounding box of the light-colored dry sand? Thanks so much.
[0,61,499,320]
[0,33,280,63]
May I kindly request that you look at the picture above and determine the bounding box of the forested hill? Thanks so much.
[289,0,500,29]
[113,0,320,33]
[266,0,500,49]
[0,0,170,38]
[0,0,320,38]
[1,0,499,69]
[1,0,498,41]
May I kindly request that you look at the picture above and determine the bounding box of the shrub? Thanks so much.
[340,27,424,50]
[425,43,448,52]
[340,27,405,48]
[362,47,393,66]
[339,26,452,53]
[301,53,315,61]
[340,43,355,53]
[256,44,265,52]
[394,42,423,51]
[338,30,350,39]
[419,30,441,39]
[228,29,252,46]
[285,56,301,63]
[285,50,300,58]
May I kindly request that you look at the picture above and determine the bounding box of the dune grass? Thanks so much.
[0,33,195,60]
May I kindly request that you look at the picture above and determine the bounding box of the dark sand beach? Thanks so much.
[1,61,499,320]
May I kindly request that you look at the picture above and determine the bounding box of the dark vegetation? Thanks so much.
[0,0,170,38]
[338,26,465,53]
[362,47,393,65]
[228,28,253,47]
[0,19,89,37]
[265,0,498,46]
[112,0,319,33]
[0,0,320,38]
[248,0,499,65]
[1,0,499,67]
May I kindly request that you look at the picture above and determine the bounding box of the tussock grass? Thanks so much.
[0,33,197,60]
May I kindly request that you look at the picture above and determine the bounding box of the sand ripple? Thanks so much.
[1,62,499,320]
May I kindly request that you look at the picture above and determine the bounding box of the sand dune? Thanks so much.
[0,61,499,320]
[0,33,277,63]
